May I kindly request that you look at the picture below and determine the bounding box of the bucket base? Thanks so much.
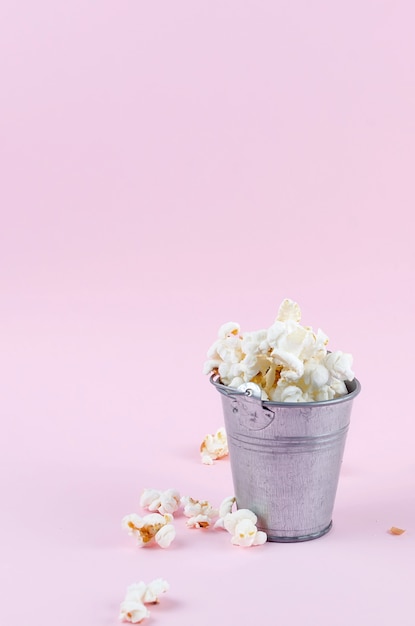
[265,521,333,543]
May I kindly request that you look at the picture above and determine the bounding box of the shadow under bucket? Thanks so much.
[211,374,361,542]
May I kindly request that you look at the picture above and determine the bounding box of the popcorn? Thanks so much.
[181,496,219,528]
[119,579,169,623]
[119,598,150,624]
[324,351,354,382]
[203,322,244,376]
[214,497,267,546]
[214,495,236,529]
[200,427,229,464]
[223,509,267,547]
[204,298,354,402]
[122,512,176,548]
[140,488,181,515]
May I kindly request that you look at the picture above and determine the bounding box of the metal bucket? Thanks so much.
[211,374,361,542]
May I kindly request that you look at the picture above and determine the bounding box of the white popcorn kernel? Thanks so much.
[217,336,243,364]
[155,524,176,548]
[218,360,243,383]
[223,509,258,534]
[219,495,236,518]
[122,513,175,548]
[329,378,348,397]
[280,385,305,402]
[139,488,162,512]
[231,518,267,547]
[214,496,236,529]
[218,322,240,339]
[276,298,302,323]
[203,358,221,375]
[158,489,181,515]
[271,348,304,380]
[313,386,333,402]
[200,427,228,464]
[119,599,150,623]
[124,579,169,605]
[324,351,354,381]
[241,329,268,356]
[186,513,213,529]
[141,578,170,604]
[140,488,181,515]
[181,496,219,528]
[314,328,330,351]
[120,578,169,623]
[222,509,267,547]
[229,376,244,389]
[122,514,143,537]
[303,362,330,389]
[239,353,261,381]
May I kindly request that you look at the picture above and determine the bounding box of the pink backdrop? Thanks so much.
[1,1,414,625]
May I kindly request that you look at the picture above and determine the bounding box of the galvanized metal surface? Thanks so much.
[211,375,361,542]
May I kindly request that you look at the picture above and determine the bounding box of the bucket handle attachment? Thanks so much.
[209,374,274,431]
[230,382,275,431]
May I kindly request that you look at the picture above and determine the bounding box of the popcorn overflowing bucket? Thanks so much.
[211,374,361,542]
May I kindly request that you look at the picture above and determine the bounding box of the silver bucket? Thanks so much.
[211,374,361,542]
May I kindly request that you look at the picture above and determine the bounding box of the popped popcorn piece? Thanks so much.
[222,508,267,547]
[119,579,169,623]
[140,488,181,515]
[119,598,150,623]
[276,298,302,323]
[200,427,229,464]
[141,578,169,604]
[324,351,354,382]
[155,523,176,547]
[181,496,219,528]
[122,512,176,548]
[230,517,267,547]
[204,298,355,402]
[214,495,236,529]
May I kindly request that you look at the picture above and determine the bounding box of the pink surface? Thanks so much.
[1,1,414,624]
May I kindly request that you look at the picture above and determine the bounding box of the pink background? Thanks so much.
[1,1,414,624]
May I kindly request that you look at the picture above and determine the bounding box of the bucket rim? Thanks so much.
[210,373,361,407]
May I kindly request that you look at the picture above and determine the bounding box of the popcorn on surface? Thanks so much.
[204,298,355,402]
[200,427,229,464]
[222,509,267,547]
[214,495,236,529]
[140,488,181,515]
[180,496,219,528]
[119,579,169,623]
[122,512,176,548]
[119,598,150,624]
[214,498,267,546]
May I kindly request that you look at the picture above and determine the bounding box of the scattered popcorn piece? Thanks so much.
[181,496,219,528]
[140,488,181,515]
[155,523,176,547]
[122,512,176,548]
[119,598,150,624]
[222,509,267,547]
[388,527,406,535]
[204,298,355,402]
[231,518,267,547]
[200,427,229,464]
[214,496,236,529]
[119,579,169,623]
